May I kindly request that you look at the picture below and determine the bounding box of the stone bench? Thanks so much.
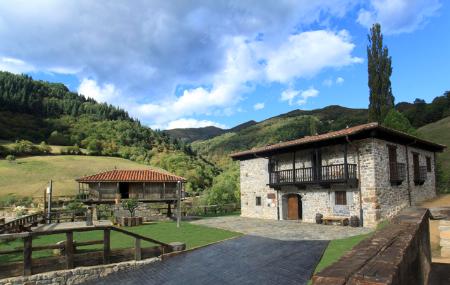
[322,216,349,226]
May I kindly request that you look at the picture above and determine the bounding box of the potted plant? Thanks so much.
[120,198,143,226]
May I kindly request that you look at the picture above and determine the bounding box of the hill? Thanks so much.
[192,105,368,165]
[418,116,450,192]
[0,71,219,196]
[164,120,258,143]
[0,155,149,197]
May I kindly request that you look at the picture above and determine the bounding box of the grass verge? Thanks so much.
[0,221,241,263]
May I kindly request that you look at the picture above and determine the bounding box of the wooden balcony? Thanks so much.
[269,163,357,188]
[390,162,406,185]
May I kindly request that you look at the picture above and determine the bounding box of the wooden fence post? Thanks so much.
[66,231,74,269]
[23,235,32,276]
[103,228,110,264]
[135,238,141,261]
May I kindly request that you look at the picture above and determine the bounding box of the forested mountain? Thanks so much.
[164,120,258,143]
[0,71,218,195]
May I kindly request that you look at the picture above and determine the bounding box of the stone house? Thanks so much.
[230,122,445,228]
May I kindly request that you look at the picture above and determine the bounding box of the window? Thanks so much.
[426,157,432,172]
[388,145,398,181]
[335,191,347,205]
[256,196,262,206]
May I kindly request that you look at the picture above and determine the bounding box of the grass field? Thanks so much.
[418,117,450,192]
[0,155,151,197]
[0,221,241,263]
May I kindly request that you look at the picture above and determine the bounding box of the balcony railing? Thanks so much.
[269,163,357,186]
[414,166,427,185]
[390,162,406,185]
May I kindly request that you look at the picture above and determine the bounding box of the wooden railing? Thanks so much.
[0,213,43,234]
[390,162,406,185]
[269,163,357,186]
[0,225,176,279]
[45,210,87,224]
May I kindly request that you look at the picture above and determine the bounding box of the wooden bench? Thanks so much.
[323,216,349,226]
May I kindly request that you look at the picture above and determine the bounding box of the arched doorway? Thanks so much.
[284,194,302,220]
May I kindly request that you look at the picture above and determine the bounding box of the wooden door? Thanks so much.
[287,195,299,220]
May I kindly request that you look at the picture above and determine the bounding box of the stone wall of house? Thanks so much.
[239,158,278,219]
[238,138,437,228]
[407,146,437,204]
[0,258,159,285]
[370,140,436,223]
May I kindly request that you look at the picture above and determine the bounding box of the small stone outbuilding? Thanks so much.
[231,122,445,228]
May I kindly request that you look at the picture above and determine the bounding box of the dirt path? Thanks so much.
[420,194,450,263]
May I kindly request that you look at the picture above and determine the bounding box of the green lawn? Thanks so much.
[0,155,154,197]
[0,222,241,263]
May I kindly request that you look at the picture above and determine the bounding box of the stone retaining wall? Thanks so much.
[312,207,432,285]
[0,257,159,285]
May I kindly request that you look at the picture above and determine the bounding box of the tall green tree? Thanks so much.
[367,23,394,122]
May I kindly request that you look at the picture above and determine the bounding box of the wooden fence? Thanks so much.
[0,213,43,234]
[0,225,175,279]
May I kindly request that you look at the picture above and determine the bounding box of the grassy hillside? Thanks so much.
[418,116,450,192]
[0,155,149,197]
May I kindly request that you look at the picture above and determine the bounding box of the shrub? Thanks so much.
[60,145,82,155]
[48,130,71,146]
[38,141,52,154]
[121,198,139,217]
[6,154,16,162]
[11,140,40,155]
[66,200,85,214]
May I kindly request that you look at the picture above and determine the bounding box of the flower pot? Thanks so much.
[120,216,143,227]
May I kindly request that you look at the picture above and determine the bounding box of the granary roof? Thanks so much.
[230,122,446,160]
[76,169,186,183]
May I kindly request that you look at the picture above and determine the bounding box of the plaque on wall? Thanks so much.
[267,193,275,199]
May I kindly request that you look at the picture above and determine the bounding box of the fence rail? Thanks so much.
[0,212,43,234]
[0,225,176,279]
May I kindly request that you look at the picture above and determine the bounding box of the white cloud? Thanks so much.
[265,30,362,83]
[0,1,362,127]
[78,78,120,104]
[165,118,227,130]
[253,102,265,110]
[336,77,344,84]
[281,87,319,106]
[0,57,35,73]
[357,0,441,34]
[322,78,333,87]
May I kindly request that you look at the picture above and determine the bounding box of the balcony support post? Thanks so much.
[292,152,296,183]
[344,143,349,182]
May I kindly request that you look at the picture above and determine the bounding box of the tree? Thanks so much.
[121,198,139,217]
[383,109,416,135]
[367,23,394,123]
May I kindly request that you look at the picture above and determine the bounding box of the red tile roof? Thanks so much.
[76,169,186,183]
[230,122,445,159]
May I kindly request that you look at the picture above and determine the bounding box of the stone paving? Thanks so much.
[82,235,329,285]
[191,216,372,240]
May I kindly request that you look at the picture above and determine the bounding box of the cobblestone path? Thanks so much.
[191,216,372,240]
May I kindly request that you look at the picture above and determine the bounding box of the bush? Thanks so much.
[47,130,71,146]
[5,154,16,162]
[87,140,103,155]
[60,145,82,155]
[11,140,40,155]
[66,200,85,214]
[121,198,139,217]
[38,141,52,154]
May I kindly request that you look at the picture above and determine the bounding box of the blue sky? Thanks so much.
[0,0,448,129]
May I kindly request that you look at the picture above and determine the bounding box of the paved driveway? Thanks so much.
[83,235,328,285]
[191,216,372,240]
